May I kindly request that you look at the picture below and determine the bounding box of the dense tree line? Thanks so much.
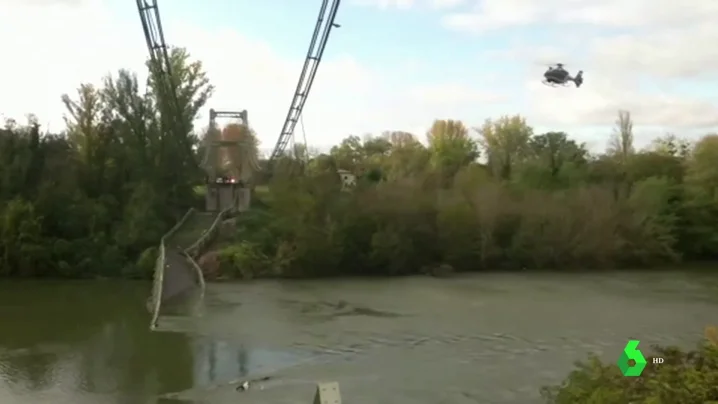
[2,49,717,279]
[0,48,212,278]
[219,113,718,278]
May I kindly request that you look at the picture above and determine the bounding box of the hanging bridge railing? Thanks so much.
[148,208,196,329]
[148,188,247,330]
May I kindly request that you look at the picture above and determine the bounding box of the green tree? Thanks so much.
[0,47,211,278]
[382,131,429,180]
[426,119,479,185]
[680,134,718,258]
[650,133,691,159]
[516,131,588,188]
[330,135,364,171]
[477,115,532,180]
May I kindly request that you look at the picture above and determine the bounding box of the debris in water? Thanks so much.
[236,376,271,392]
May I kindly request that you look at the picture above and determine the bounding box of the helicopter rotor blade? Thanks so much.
[535,61,568,67]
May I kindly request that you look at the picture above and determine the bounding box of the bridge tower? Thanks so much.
[202,108,251,212]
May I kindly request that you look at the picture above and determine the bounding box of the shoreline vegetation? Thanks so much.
[542,329,718,403]
[2,49,718,401]
[0,48,716,280]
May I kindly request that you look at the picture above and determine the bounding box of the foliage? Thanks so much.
[541,331,718,404]
[2,49,718,279]
[217,242,272,279]
[221,113,718,278]
[0,47,211,278]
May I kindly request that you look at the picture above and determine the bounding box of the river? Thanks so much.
[1,270,717,404]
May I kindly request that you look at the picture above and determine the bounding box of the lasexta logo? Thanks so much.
[617,340,647,376]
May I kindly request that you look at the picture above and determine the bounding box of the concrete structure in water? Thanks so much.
[314,381,342,404]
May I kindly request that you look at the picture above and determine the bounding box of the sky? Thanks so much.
[2,0,718,155]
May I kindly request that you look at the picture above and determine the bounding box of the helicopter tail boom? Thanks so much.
[573,70,583,87]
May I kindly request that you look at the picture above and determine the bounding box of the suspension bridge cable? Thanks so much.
[268,0,342,162]
[299,113,309,163]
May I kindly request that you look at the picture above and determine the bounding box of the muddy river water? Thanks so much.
[1,271,717,403]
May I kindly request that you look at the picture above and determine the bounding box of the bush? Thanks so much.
[541,330,718,404]
[217,242,272,279]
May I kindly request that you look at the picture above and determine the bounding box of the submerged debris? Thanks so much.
[235,376,272,392]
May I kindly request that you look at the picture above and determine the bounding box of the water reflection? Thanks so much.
[193,338,247,385]
[1,272,718,404]
[0,281,258,404]
[189,337,317,387]
[0,280,309,404]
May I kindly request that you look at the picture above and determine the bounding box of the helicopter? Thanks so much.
[542,63,584,88]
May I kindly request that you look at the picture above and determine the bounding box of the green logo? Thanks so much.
[617,340,647,376]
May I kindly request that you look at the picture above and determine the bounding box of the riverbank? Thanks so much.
[196,176,718,280]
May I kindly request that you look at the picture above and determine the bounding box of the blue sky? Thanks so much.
[2,0,717,153]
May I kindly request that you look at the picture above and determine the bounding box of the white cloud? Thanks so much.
[0,0,83,4]
[442,0,540,33]
[524,78,718,128]
[429,0,467,9]
[3,0,715,156]
[3,1,370,148]
[350,0,416,9]
[556,0,718,27]
[409,83,505,106]
[0,1,144,127]
[351,0,468,10]
[0,0,503,152]
[441,0,718,134]
[521,59,718,130]
[443,0,718,82]
[442,0,718,32]
[588,24,718,79]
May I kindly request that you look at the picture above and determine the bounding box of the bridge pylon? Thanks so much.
[202,108,251,212]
